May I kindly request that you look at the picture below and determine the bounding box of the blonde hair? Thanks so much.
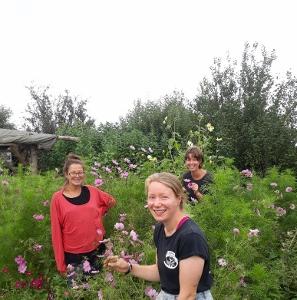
[145,172,186,208]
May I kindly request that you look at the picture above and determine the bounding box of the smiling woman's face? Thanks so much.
[147,181,181,224]
[66,163,85,186]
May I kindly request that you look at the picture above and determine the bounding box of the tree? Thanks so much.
[191,42,297,175]
[24,85,95,133]
[0,105,15,129]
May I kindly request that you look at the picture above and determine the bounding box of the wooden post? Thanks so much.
[30,145,38,174]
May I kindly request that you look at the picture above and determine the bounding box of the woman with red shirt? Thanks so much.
[50,153,116,279]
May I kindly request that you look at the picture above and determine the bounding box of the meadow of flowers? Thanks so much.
[0,143,296,299]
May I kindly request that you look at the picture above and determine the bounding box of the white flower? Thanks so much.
[187,141,193,147]
[206,123,214,132]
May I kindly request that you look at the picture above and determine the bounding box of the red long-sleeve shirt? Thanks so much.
[50,185,116,273]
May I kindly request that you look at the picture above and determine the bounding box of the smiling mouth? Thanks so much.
[153,209,166,216]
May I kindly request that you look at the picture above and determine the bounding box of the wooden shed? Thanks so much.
[0,129,79,174]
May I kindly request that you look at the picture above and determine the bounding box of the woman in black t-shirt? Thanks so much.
[104,172,213,300]
[182,146,212,203]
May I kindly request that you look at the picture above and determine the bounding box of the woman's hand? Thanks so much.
[190,182,199,193]
[104,256,130,274]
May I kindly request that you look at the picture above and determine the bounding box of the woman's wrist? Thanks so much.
[125,262,132,275]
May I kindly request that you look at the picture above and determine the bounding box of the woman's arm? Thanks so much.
[178,256,204,300]
[105,256,160,282]
[50,195,66,273]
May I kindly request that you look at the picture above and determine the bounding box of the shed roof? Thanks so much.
[0,129,57,150]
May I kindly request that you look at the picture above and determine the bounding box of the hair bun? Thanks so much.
[67,153,81,161]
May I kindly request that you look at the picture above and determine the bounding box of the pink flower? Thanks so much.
[120,171,129,178]
[104,167,112,173]
[98,289,103,300]
[124,158,131,164]
[128,164,137,169]
[183,178,191,183]
[112,160,119,166]
[119,213,127,223]
[33,214,44,221]
[83,260,91,273]
[67,264,75,272]
[285,186,293,193]
[240,169,253,178]
[42,200,49,206]
[114,223,125,230]
[15,280,27,289]
[15,256,27,273]
[275,206,286,216]
[30,276,43,289]
[94,178,104,186]
[105,272,114,284]
[145,286,159,299]
[218,258,228,267]
[33,244,43,252]
[248,229,260,238]
[130,230,138,241]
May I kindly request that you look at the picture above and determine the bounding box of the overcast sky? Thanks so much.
[0,0,297,129]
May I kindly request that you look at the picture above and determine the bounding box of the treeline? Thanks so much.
[1,42,297,175]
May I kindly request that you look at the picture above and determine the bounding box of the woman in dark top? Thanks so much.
[104,172,213,299]
[182,146,212,203]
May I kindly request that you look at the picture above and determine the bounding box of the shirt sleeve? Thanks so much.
[50,193,66,273]
[178,232,209,261]
[95,187,116,216]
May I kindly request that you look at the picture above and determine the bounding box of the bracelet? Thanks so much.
[124,262,132,275]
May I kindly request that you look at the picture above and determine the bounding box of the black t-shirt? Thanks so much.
[182,171,212,202]
[63,185,90,205]
[153,219,213,295]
